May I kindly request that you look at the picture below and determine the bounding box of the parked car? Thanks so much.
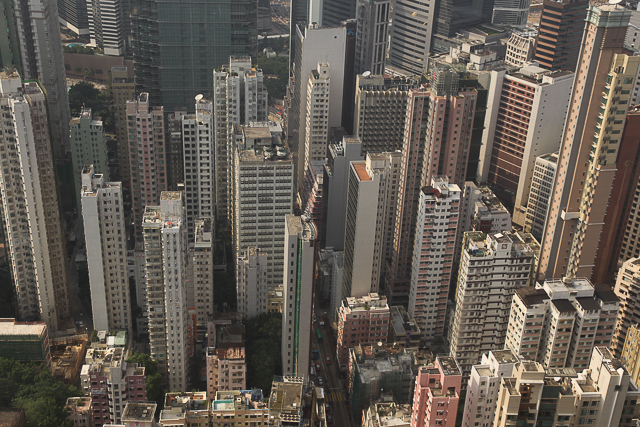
[315,362,321,371]
[312,350,320,360]
[326,356,331,365]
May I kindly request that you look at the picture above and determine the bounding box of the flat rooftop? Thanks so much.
[353,162,371,182]
[492,349,519,364]
[0,319,46,336]
[244,126,272,139]
[516,287,548,307]
[438,356,461,376]
[123,402,156,422]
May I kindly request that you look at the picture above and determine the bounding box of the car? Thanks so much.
[327,414,333,423]
[313,314,317,323]
[315,362,321,371]
[317,377,323,386]
[312,350,320,360]
[326,356,331,365]
[324,403,331,413]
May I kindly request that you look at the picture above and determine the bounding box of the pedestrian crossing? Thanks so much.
[325,391,346,402]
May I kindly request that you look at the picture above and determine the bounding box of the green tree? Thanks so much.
[68,82,116,133]
[245,312,282,394]
[257,55,289,99]
[126,352,165,407]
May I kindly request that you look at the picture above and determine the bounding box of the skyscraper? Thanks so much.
[0,73,69,332]
[81,166,131,333]
[57,0,89,35]
[87,0,130,55]
[538,5,639,282]
[111,67,135,182]
[492,0,531,27]
[0,0,20,73]
[321,0,356,27]
[131,0,258,112]
[387,0,435,75]
[282,215,316,376]
[304,63,331,180]
[525,152,558,241]
[612,258,640,357]
[354,0,389,76]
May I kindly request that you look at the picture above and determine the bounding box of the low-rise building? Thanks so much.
[411,356,462,427]
[160,392,209,426]
[211,390,268,427]
[206,315,246,396]
[0,319,50,365]
[65,397,93,427]
[362,402,411,427]
[267,376,304,425]
[388,306,420,348]
[110,402,157,427]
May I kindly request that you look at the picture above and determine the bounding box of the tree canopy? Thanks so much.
[68,81,115,133]
[257,55,289,100]
[245,312,282,395]
[0,357,81,427]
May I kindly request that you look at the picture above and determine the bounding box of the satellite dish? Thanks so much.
[195,94,204,102]
[362,71,371,77]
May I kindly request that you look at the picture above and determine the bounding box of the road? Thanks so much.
[311,310,353,427]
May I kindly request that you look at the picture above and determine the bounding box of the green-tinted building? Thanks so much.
[131,0,258,112]
[0,319,51,366]
[0,0,21,75]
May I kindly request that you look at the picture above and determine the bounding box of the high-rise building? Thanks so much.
[213,57,268,222]
[206,324,246,396]
[131,0,257,112]
[81,166,131,333]
[182,96,213,239]
[71,108,109,210]
[86,0,130,55]
[461,349,520,427]
[233,136,293,311]
[534,0,589,71]
[353,74,417,153]
[300,160,324,229]
[336,293,389,370]
[304,63,331,178]
[142,192,189,391]
[621,323,640,385]
[111,67,135,183]
[492,0,531,27]
[343,153,401,297]
[236,247,269,318]
[321,0,356,27]
[58,0,89,35]
[126,93,167,243]
[354,0,389,76]
[612,258,640,357]
[0,0,20,74]
[167,108,187,191]
[322,136,363,250]
[12,0,70,154]
[538,5,640,282]
[432,0,494,42]
[524,152,558,241]
[478,65,573,224]
[411,357,462,427]
[190,218,214,333]
[282,215,316,376]
[0,73,69,332]
[505,278,619,371]
[388,0,435,75]
[450,231,538,375]
[289,24,346,193]
[409,177,461,345]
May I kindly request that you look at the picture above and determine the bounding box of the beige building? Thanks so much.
[65,397,93,427]
[613,258,640,357]
[160,392,209,426]
[621,323,640,386]
[111,67,135,182]
[304,62,330,178]
[205,318,246,396]
[211,391,269,427]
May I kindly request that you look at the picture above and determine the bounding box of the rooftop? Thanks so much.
[594,284,619,304]
[268,377,304,419]
[122,402,156,422]
[438,356,462,376]
[551,299,577,314]
[343,293,389,312]
[352,162,372,182]
[492,349,519,365]
[0,319,47,336]
[238,145,291,163]
[516,287,548,307]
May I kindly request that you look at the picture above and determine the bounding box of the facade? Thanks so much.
[65,397,93,427]
[411,357,462,427]
[160,392,209,426]
[213,57,268,222]
[0,319,50,365]
[182,96,214,239]
[57,0,89,34]
[461,349,520,427]
[299,160,324,229]
[491,0,531,27]
[111,67,135,182]
[336,293,390,369]
[450,231,539,375]
[538,6,639,282]
[0,73,69,331]
[343,153,401,297]
[282,215,316,376]
[12,0,70,154]
[190,218,214,332]
[233,136,293,311]
[236,247,268,318]
[322,137,364,250]
[81,347,146,426]
[166,108,187,191]
[126,93,167,243]
[477,65,573,226]
[524,152,558,241]
[354,0,390,76]
[506,278,619,371]
[288,24,346,193]
[534,0,589,71]
[87,0,130,55]
[387,0,435,75]
[0,0,20,74]
[505,33,537,67]
[621,324,640,385]
[71,109,109,211]
[409,177,461,344]
[304,63,330,178]
[206,345,246,396]
[612,258,640,357]
[142,192,189,391]
[353,74,416,153]
[131,0,257,112]
[81,166,131,333]
[211,390,268,427]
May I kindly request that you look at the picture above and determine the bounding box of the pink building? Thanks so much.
[126,92,167,243]
[411,356,462,427]
[206,346,247,396]
[336,293,390,370]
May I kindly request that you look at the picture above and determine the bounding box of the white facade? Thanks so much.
[409,177,461,344]
[237,247,269,318]
[355,0,390,75]
[86,0,129,55]
[81,165,131,333]
[387,0,435,75]
[282,215,316,377]
[525,152,558,241]
[505,33,537,67]
[213,57,268,222]
[182,97,214,239]
[304,62,330,177]
[461,349,520,427]
[0,74,69,332]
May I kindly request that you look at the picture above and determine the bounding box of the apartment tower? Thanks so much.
[111,67,135,182]
[282,215,316,376]
[190,218,214,334]
[0,73,69,331]
[87,0,130,55]
[354,0,390,76]
[612,258,640,357]
[411,357,462,427]
[538,5,640,282]
[81,166,131,333]
[524,152,558,241]
[236,247,269,318]
[304,63,331,179]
